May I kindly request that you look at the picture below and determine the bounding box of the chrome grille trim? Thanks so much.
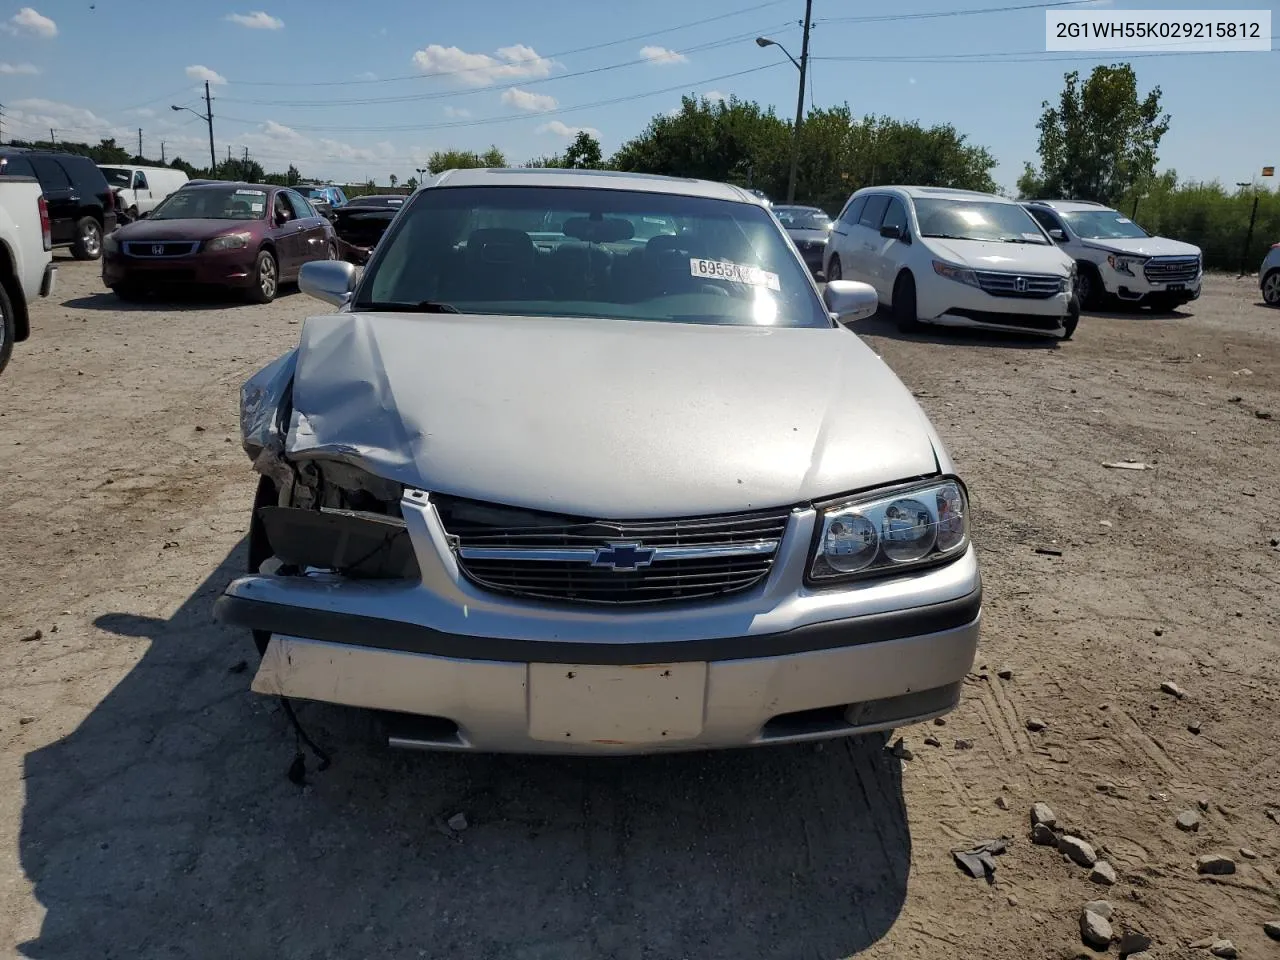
[974,270,1063,299]
[434,495,791,605]
[1142,256,1200,284]
[123,241,200,258]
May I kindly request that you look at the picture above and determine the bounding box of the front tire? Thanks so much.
[1262,269,1280,306]
[72,217,103,260]
[246,249,278,303]
[826,255,842,282]
[892,272,921,332]
[1075,262,1105,309]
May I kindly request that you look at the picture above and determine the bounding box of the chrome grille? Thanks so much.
[123,241,200,258]
[433,495,790,604]
[1143,256,1200,284]
[975,271,1063,299]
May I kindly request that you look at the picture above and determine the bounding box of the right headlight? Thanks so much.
[205,231,252,252]
[932,260,980,287]
[809,478,970,583]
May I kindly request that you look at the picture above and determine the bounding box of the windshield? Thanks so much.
[357,185,829,328]
[1062,210,1150,240]
[916,198,1050,244]
[151,186,268,221]
[774,207,831,230]
[100,167,132,188]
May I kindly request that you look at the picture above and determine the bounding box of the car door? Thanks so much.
[847,194,890,284]
[284,190,330,266]
[828,194,866,278]
[132,170,155,213]
[28,156,78,244]
[866,195,911,298]
[267,190,305,279]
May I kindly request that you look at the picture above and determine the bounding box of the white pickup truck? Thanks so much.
[0,175,56,374]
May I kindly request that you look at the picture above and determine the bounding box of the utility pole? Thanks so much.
[784,0,813,204]
[160,140,166,164]
[204,81,216,173]
[0,104,5,145]
[1237,180,1259,277]
[49,128,56,147]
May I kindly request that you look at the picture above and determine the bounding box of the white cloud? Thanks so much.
[537,120,600,139]
[226,10,284,29]
[185,64,227,86]
[502,87,557,112]
[260,119,306,142]
[8,7,56,38]
[0,62,39,74]
[639,45,687,65]
[443,105,471,118]
[411,43,558,87]
[703,90,728,103]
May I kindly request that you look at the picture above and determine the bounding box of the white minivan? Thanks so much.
[825,186,1079,340]
[97,164,189,218]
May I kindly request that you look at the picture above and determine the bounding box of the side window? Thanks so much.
[285,191,313,220]
[1,156,36,177]
[838,195,867,229]
[1028,208,1063,234]
[334,188,348,205]
[30,157,73,191]
[133,171,150,190]
[881,197,908,234]
[858,194,890,229]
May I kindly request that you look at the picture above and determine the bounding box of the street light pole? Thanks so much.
[1237,180,1259,277]
[171,81,217,174]
[756,0,813,204]
[787,0,813,205]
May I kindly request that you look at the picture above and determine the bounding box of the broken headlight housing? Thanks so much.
[808,478,970,582]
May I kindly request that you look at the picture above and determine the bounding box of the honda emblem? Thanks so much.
[151,244,165,256]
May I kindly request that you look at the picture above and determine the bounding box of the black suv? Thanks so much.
[0,149,117,259]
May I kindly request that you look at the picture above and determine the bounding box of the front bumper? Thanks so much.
[918,281,1074,337]
[102,249,257,288]
[39,261,56,298]
[1099,263,1202,302]
[215,491,982,754]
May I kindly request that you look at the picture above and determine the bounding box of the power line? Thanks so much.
[815,0,1103,26]
[222,0,792,87]
[219,27,795,108]
[215,62,788,134]
[813,43,1280,64]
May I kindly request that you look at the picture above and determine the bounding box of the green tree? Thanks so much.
[427,146,507,173]
[286,164,301,186]
[389,173,398,188]
[561,131,604,169]
[1018,64,1170,205]
[405,176,419,191]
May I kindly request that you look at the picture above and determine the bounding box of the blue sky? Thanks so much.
[1,0,1276,191]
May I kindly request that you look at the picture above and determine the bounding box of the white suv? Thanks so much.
[1023,200,1202,311]
[825,186,1078,340]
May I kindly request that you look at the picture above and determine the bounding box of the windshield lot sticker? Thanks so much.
[690,258,781,291]
[235,189,266,196]
[250,202,264,213]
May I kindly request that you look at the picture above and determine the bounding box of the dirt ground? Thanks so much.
[0,256,1277,960]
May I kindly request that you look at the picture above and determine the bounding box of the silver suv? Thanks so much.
[215,168,982,756]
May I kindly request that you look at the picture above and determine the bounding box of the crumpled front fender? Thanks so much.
[241,349,297,461]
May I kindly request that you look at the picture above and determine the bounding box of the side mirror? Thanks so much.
[138,210,151,220]
[1048,228,1066,241]
[879,224,903,240]
[823,279,879,322]
[299,260,357,308]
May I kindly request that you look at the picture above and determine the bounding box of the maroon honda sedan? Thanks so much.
[102,181,337,302]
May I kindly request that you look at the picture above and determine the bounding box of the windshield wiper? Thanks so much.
[922,233,973,241]
[362,300,460,313]
[1000,237,1047,244]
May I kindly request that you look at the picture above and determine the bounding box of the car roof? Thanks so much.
[184,181,277,192]
[1022,199,1114,213]
[773,204,825,212]
[854,185,1010,202]
[419,167,759,203]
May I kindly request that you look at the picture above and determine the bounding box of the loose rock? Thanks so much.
[1089,860,1117,886]
[1176,809,1202,832]
[1209,940,1238,958]
[1118,929,1152,954]
[889,738,914,761]
[18,716,35,725]
[1032,823,1058,846]
[1160,681,1186,699]
[1032,802,1058,829]
[1080,903,1114,949]
[955,738,974,750]
[1059,835,1098,868]
[1025,717,1047,732]
[18,629,42,642]
[997,666,1013,679]
[995,796,1009,810]
[1083,900,1113,920]
[1263,920,1280,941]
[933,716,947,726]
[1188,720,1202,734]
[1195,854,1236,875]
[923,735,941,747]
[1197,797,1210,811]
[1239,847,1257,860]
[446,813,468,831]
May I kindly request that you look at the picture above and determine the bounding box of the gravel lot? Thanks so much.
[1,256,1277,959]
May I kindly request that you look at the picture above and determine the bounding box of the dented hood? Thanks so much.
[283,312,941,518]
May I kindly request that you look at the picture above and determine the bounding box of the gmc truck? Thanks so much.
[0,175,56,375]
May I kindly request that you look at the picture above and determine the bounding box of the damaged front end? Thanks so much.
[239,352,420,623]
